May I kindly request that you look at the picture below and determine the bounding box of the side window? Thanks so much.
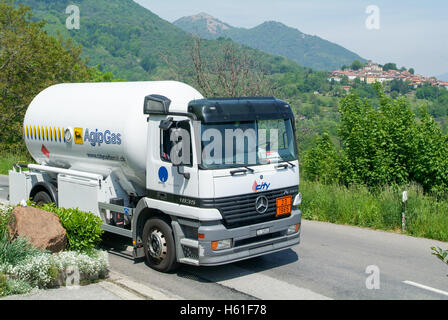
[160,121,193,166]
[161,129,172,162]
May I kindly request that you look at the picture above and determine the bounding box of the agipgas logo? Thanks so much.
[252,180,271,192]
[84,129,122,147]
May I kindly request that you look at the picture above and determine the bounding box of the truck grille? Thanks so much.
[202,187,298,228]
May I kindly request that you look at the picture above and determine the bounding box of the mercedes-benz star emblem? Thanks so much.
[255,196,269,214]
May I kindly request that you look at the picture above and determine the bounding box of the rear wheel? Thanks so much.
[142,217,178,273]
[33,191,52,206]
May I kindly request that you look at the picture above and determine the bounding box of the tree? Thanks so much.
[382,63,398,71]
[338,83,418,186]
[303,133,341,184]
[0,0,97,153]
[338,83,448,193]
[140,55,158,74]
[409,68,415,75]
[188,38,274,97]
[410,107,448,195]
[340,75,349,86]
[390,79,410,95]
[416,84,440,100]
[350,60,365,71]
[390,91,399,99]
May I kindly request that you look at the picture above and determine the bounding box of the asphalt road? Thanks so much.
[1,174,447,300]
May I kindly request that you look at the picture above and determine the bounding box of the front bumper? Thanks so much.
[195,209,301,266]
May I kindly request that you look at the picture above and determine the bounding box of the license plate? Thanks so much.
[257,228,270,236]
[276,195,292,217]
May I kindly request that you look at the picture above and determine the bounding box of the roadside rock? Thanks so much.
[8,206,67,253]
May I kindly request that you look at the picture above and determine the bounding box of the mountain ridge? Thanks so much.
[174,13,366,71]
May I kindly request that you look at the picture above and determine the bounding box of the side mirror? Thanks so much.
[144,95,171,115]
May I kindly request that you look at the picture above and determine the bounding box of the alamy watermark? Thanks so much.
[65,265,80,289]
[365,265,380,290]
[66,5,80,30]
[365,5,380,30]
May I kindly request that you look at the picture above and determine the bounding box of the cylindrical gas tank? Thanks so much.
[23,81,203,188]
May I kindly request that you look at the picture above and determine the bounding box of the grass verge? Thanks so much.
[300,180,448,242]
[0,152,33,175]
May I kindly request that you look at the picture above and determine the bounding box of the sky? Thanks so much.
[134,0,448,77]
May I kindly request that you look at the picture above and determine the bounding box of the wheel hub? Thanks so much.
[148,229,167,260]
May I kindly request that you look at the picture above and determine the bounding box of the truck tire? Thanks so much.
[142,217,178,273]
[33,191,53,206]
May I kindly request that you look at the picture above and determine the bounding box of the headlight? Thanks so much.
[211,239,233,251]
[293,192,302,206]
[287,224,300,235]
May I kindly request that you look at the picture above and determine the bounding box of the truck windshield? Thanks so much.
[200,119,297,170]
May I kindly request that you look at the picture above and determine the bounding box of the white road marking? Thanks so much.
[403,280,448,297]
[192,265,331,300]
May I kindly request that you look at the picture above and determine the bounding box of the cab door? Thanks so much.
[146,115,199,204]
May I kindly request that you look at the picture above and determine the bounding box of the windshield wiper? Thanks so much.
[276,161,296,169]
[230,168,248,176]
[230,166,255,176]
[243,166,255,173]
[285,161,296,168]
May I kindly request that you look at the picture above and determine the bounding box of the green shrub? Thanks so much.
[0,273,6,296]
[0,206,42,266]
[38,203,104,252]
[0,273,32,297]
[3,278,32,296]
[302,132,342,184]
[0,205,108,296]
[431,247,448,267]
[2,249,109,289]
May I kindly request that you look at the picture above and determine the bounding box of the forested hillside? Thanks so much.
[18,0,301,80]
[174,13,366,71]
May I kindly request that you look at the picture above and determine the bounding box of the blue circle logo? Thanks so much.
[158,166,168,183]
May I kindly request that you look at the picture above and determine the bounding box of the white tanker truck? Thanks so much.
[9,81,302,272]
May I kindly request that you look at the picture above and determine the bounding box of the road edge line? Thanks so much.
[403,280,448,297]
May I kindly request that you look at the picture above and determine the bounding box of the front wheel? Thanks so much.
[142,217,178,273]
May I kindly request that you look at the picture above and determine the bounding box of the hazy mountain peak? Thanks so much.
[177,12,231,35]
[259,20,287,27]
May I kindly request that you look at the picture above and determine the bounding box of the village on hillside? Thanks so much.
[329,61,448,90]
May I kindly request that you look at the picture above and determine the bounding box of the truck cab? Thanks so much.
[136,96,302,271]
